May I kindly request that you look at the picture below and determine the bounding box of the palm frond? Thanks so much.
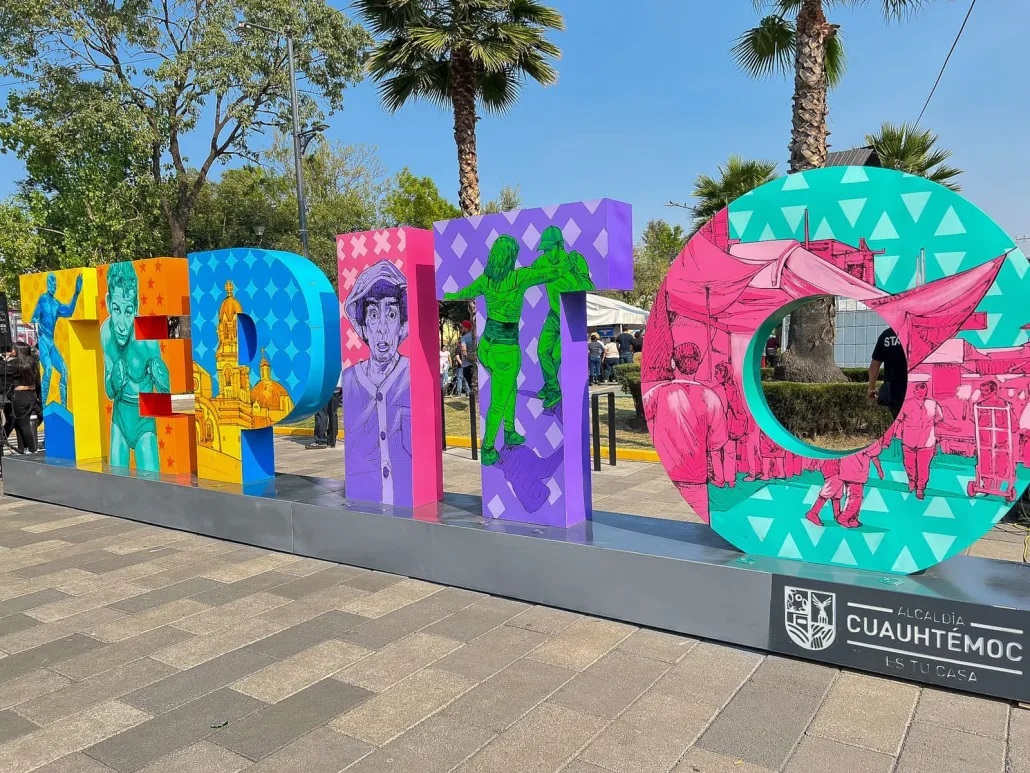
[865,121,962,190]
[732,15,795,79]
[824,30,847,88]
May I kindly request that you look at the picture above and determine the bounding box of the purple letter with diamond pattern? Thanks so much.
[435,200,632,527]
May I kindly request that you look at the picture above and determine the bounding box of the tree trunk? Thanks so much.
[781,0,844,383]
[450,48,481,217]
[168,211,188,258]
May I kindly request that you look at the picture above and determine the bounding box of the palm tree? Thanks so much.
[357,0,563,216]
[866,122,962,191]
[733,0,930,382]
[682,155,780,232]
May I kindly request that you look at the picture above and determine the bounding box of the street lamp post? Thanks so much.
[237,21,310,259]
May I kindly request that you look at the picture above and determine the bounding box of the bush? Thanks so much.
[609,363,890,439]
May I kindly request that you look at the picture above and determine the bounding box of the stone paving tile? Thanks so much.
[913,688,1009,739]
[528,617,635,671]
[341,570,399,593]
[210,678,373,761]
[0,668,73,711]
[552,650,672,719]
[89,600,208,643]
[173,593,289,635]
[36,753,118,772]
[14,550,120,579]
[200,553,303,584]
[266,566,367,600]
[53,627,193,680]
[341,587,483,650]
[0,700,152,773]
[186,572,295,607]
[83,548,180,575]
[785,735,895,773]
[456,701,605,773]
[808,671,919,755]
[672,747,775,773]
[330,667,473,745]
[151,618,285,670]
[580,689,716,773]
[616,627,697,664]
[342,714,496,773]
[339,578,443,619]
[134,741,250,773]
[109,579,223,615]
[698,676,826,770]
[1010,708,1030,773]
[0,708,39,744]
[123,649,277,715]
[247,728,371,772]
[434,623,548,682]
[422,596,529,642]
[242,610,370,660]
[0,634,104,682]
[257,582,370,627]
[85,688,264,773]
[653,642,763,708]
[895,720,1006,773]
[0,589,70,617]
[27,582,150,623]
[503,605,580,636]
[335,631,462,692]
[748,655,837,699]
[1,607,125,654]
[560,762,611,773]
[0,613,39,637]
[231,639,370,703]
[442,657,575,733]
[17,658,177,726]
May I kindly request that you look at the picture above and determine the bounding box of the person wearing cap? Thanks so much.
[341,260,411,505]
[535,226,594,408]
[445,235,561,466]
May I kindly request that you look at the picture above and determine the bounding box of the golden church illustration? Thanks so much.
[193,280,293,476]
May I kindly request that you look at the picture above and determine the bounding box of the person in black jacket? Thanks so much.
[2,344,41,453]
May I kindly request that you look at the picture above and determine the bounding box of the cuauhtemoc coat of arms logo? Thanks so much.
[784,587,836,651]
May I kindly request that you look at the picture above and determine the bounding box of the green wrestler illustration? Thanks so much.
[445,235,561,466]
[101,262,171,472]
[535,226,595,408]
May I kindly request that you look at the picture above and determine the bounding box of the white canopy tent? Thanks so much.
[586,294,650,329]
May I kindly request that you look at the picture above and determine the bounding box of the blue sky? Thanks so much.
[1,0,1026,241]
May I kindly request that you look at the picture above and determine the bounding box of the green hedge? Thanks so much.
[611,363,890,438]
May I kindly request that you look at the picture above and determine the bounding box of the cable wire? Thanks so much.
[915,0,976,126]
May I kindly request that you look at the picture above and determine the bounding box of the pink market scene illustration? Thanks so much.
[642,167,1030,574]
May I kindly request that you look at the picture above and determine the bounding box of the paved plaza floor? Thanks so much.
[0,437,1025,773]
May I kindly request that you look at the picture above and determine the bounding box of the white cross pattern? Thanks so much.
[373,230,392,254]
[350,234,368,258]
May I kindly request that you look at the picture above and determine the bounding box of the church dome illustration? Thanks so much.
[218,280,244,323]
[251,350,292,413]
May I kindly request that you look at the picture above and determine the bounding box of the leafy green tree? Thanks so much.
[483,184,523,214]
[357,0,563,215]
[189,135,388,285]
[383,168,461,229]
[733,0,931,382]
[674,156,779,232]
[866,122,962,191]
[1,0,370,256]
[608,220,688,310]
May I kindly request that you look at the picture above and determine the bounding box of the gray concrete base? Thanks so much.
[4,453,1028,703]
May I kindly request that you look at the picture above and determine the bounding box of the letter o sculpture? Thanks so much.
[643,167,1029,574]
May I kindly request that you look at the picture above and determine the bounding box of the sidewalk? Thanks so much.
[0,438,1023,773]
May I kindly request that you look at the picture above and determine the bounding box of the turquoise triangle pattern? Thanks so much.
[728,210,753,239]
[863,531,885,553]
[901,191,931,223]
[841,167,869,184]
[934,205,966,236]
[812,217,834,240]
[760,224,776,241]
[831,540,857,565]
[779,534,802,559]
[923,533,957,562]
[749,515,774,541]
[781,174,809,191]
[781,205,807,234]
[838,198,866,227]
[892,547,919,573]
[870,212,899,241]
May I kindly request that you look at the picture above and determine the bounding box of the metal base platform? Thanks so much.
[4,453,1028,703]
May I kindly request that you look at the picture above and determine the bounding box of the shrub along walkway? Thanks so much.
[0,437,1024,773]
